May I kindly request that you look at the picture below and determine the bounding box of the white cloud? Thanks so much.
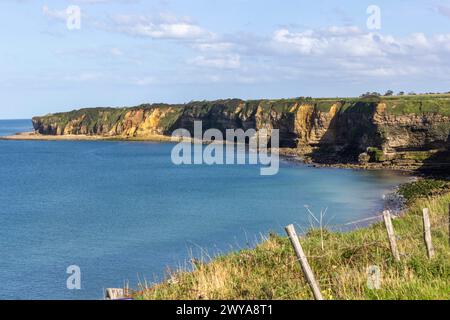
[436,5,450,19]
[64,72,102,82]
[191,41,235,53]
[190,54,241,69]
[130,76,156,86]
[42,5,67,21]
[271,27,393,57]
[73,0,139,3]
[264,26,450,78]
[110,47,123,56]
[38,2,450,87]
[110,14,211,40]
[270,27,450,58]
[55,47,126,59]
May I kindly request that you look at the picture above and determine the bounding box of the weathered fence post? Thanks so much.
[383,210,400,261]
[422,208,435,259]
[105,288,125,300]
[285,224,324,300]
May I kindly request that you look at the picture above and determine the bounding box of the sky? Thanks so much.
[1,0,450,119]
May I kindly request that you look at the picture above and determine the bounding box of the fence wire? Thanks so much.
[280,208,449,299]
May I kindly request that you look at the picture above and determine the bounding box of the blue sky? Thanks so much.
[1,0,450,118]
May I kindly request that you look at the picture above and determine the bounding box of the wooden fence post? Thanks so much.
[383,210,400,262]
[422,208,435,259]
[105,288,125,300]
[285,224,324,300]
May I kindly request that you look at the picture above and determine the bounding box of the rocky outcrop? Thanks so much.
[32,96,450,170]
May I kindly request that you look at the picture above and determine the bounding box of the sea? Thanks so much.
[0,119,410,299]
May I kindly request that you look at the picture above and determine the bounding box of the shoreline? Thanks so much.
[0,131,175,142]
[2,131,420,173]
[2,131,416,215]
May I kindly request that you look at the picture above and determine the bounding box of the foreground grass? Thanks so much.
[136,192,450,300]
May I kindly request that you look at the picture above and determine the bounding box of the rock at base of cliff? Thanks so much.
[358,152,371,164]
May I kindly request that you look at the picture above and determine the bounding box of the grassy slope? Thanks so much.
[136,184,450,300]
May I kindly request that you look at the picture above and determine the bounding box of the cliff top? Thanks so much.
[34,94,450,121]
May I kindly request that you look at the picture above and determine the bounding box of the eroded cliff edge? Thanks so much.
[32,95,450,172]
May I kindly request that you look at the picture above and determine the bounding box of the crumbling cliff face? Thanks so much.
[33,104,183,137]
[32,96,450,169]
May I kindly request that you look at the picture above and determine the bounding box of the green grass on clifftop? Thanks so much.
[34,94,450,127]
[384,95,450,116]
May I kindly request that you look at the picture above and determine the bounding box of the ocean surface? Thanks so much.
[0,119,411,300]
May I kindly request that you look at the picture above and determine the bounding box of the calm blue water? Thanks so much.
[0,120,410,300]
[0,119,33,137]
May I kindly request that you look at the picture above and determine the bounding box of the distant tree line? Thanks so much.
[360,90,450,98]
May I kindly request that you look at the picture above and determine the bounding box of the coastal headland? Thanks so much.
[5,94,450,173]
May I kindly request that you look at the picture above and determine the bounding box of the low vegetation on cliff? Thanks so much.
[135,180,450,300]
[31,95,450,172]
[32,94,450,136]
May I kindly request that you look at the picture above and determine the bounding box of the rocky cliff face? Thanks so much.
[32,96,450,170]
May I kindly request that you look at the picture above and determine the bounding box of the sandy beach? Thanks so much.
[0,131,176,142]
